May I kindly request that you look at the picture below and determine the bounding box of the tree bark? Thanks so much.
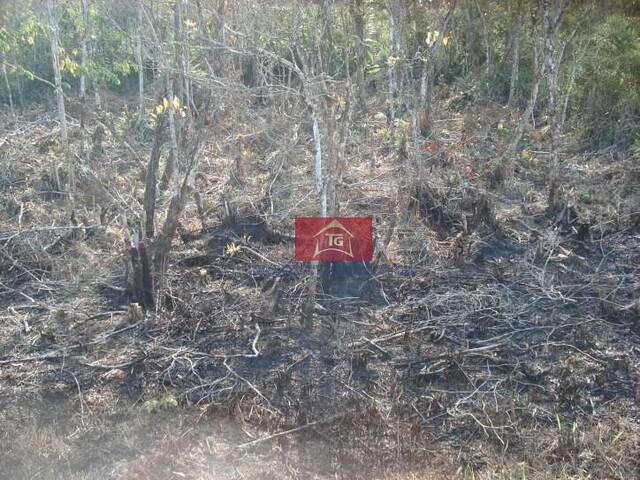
[194,0,217,83]
[415,0,457,138]
[312,113,325,216]
[215,0,228,77]
[560,52,579,128]
[159,83,178,190]
[135,0,145,122]
[80,0,89,153]
[153,130,204,275]
[541,0,574,210]
[350,0,367,113]
[1,57,13,118]
[507,4,521,106]
[474,0,491,91]
[46,0,70,194]
[509,41,543,154]
[129,233,154,310]
[386,2,400,122]
[46,0,68,151]
[10,0,23,106]
[143,120,166,239]
[130,119,204,310]
[174,0,192,109]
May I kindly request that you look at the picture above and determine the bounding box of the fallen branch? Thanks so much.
[0,321,139,365]
[237,414,344,449]
[223,357,282,416]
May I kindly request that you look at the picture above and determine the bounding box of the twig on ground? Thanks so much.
[237,414,344,449]
[223,357,283,416]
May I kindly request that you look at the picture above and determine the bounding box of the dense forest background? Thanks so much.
[2,0,640,147]
[1,1,639,479]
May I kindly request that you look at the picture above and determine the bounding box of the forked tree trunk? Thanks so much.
[128,119,205,311]
[152,131,204,275]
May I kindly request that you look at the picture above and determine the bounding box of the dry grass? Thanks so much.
[0,91,639,480]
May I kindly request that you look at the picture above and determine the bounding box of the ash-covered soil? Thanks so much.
[1,102,639,479]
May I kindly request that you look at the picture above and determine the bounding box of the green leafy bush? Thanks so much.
[574,15,640,149]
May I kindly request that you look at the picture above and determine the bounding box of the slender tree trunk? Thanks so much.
[10,0,23,106]
[417,60,433,138]
[10,52,23,106]
[195,0,217,83]
[312,112,325,216]
[46,0,68,151]
[351,0,367,113]
[94,86,102,111]
[560,53,578,128]
[475,0,490,91]
[509,42,543,154]
[463,0,474,73]
[126,228,155,310]
[542,0,573,211]
[80,0,89,154]
[215,0,228,77]
[143,121,166,239]
[174,0,184,102]
[304,99,321,327]
[174,0,191,109]
[416,0,456,138]
[324,102,338,216]
[46,0,71,194]
[135,0,145,123]
[160,76,179,190]
[387,2,399,122]
[141,0,178,190]
[508,7,521,106]
[1,58,14,118]
[335,89,354,200]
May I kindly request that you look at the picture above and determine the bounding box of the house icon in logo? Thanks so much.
[294,217,372,262]
[313,219,354,258]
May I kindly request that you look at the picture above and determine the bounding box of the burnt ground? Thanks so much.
[1,102,639,479]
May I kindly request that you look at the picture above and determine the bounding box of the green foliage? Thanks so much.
[0,13,51,104]
[0,0,138,107]
[574,15,640,148]
[142,394,179,414]
[1,0,640,157]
